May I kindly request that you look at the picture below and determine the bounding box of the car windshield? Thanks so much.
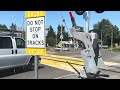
[57,47,61,48]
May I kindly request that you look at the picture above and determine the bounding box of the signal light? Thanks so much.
[75,11,104,15]
[69,11,74,22]
[69,11,74,18]
[75,11,85,15]
[95,11,104,13]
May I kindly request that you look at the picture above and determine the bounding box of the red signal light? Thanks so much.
[69,11,73,18]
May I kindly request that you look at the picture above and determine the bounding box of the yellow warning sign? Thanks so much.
[25,11,46,18]
[115,43,118,47]
[26,48,46,55]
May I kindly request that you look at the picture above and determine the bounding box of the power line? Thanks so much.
[21,15,25,30]
[61,12,69,32]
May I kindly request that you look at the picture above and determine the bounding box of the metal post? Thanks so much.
[109,25,113,51]
[56,31,57,46]
[61,24,63,51]
[68,34,71,50]
[35,55,38,79]
[74,39,75,50]
[105,25,113,51]
[85,11,90,33]
[101,30,103,49]
[61,25,62,42]
[111,28,113,51]
[88,11,90,32]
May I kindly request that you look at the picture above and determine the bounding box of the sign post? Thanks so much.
[25,11,46,79]
[35,55,38,79]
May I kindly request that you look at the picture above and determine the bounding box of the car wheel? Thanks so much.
[27,57,35,71]
[15,67,23,74]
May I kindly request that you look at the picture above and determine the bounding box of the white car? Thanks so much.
[0,35,40,71]
[63,47,69,51]
[55,46,69,51]
[55,46,62,51]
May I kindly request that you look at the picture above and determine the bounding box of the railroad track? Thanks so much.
[40,54,120,76]
[41,55,84,66]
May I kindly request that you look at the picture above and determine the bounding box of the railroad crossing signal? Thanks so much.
[69,11,105,78]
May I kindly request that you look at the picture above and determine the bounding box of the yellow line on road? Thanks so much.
[41,59,83,72]
[41,54,84,73]
[41,54,83,61]
[41,57,84,66]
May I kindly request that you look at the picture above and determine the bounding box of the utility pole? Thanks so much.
[111,28,113,51]
[105,25,113,51]
[101,30,103,48]
[61,25,63,42]
[85,11,90,33]
[56,31,57,46]
[60,24,63,51]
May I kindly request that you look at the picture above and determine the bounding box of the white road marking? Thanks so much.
[104,61,120,66]
[54,74,78,79]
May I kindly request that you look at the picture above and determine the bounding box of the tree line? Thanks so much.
[47,19,120,47]
[0,18,120,47]
[0,23,17,30]
[90,19,120,46]
[46,24,69,46]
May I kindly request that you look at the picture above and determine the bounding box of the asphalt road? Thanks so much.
[52,49,120,63]
[0,49,120,79]
[0,64,73,79]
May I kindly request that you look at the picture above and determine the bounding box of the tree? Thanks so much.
[0,24,8,29]
[0,24,3,28]
[46,37,56,46]
[92,19,120,46]
[57,24,61,44]
[2,24,8,29]
[47,25,56,38]
[46,25,56,46]
[10,23,17,30]
[57,24,69,44]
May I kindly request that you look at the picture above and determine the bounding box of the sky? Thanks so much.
[0,11,120,33]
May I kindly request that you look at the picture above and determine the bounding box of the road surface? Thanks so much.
[0,49,120,79]
[0,64,73,79]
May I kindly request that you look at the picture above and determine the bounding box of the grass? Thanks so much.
[112,48,120,52]
[46,47,55,51]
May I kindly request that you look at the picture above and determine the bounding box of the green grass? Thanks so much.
[112,48,120,52]
[46,47,55,51]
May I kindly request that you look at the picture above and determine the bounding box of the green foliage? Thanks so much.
[0,24,8,29]
[113,48,120,52]
[2,24,8,29]
[57,24,69,44]
[92,19,120,46]
[0,24,3,28]
[10,23,17,30]
[46,37,56,46]
[46,25,56,46]
[47,25,56,38]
